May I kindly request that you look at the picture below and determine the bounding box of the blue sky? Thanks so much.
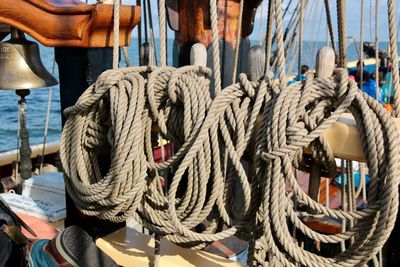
[89,0,399,42]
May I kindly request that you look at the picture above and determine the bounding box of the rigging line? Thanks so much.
[158,0,167,66]
[360,0,364,87]
[287,37,298,74]
[122,47,131,67]
[271,9,300,71]
[142,0,148,43]
[231,0,244,84]
[324,0,337,53]
[284,1,300,39]
[15,99,20,182]
[112,0,120,69]
[210,0,222,95]
[369,0,373,41]
[269,0,295,46]
[275,0,287,87]
[375,0,379,100]
[270,1,301,71]
[264,0,275,75]
[337,0,347,68]
[300,0,314,67]
[137,0,142,63]
[387,0,400,116]
[147,0,158,66]
[311,2,324,68]
[39,59,57,173]
[305,0,318,65]
[258,0,265,45]
[297,0,304,80]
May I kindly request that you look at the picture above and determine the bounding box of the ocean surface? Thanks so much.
[0,38,394,152]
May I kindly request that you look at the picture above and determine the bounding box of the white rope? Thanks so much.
[158,0,167,66]
[210,0,222,95]
[113,0,120,69]
[40,59,57,173]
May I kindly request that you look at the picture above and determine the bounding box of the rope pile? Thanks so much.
[61,64,400,266]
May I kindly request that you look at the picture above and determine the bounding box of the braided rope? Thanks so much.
[324,0,337,53]
[298,0,304,79]
[387,0,400,116]
[273,0,286,88]
[264,0,274,75]
[61,65,400,266]
[337,0,347,68]
[112,0,120,69]
[210,0,222,95]
[231,0,244,84]
[158,0,167,67]
[375,0,379,100]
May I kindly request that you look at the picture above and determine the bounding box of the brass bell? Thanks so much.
[0,28,57,90]
[0,28,58,186]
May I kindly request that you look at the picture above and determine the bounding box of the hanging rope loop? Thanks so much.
[61,64,400,266]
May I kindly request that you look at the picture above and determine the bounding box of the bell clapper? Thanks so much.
[16,89,32,183]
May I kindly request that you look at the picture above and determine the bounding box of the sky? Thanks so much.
[88,0,400,42]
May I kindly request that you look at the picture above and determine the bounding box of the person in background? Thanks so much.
[288,65,309,85]
[349,61,377,99]
[380,64,394,104]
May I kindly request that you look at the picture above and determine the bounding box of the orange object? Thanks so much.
[383,103,393,113]
[15,212,59,240]
[0,0,140,47]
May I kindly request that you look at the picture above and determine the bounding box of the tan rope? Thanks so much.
[324,0,337,53]
[387,0,400,116]
[136,0,142,59]
[210,0,222,96]
[298,0,304,80]
[360,0,365,86]
[147,0,158,66]
[264,0,274,75]
[61,65,400,266]
[274,0,287,87]
[158,0,167,66]
[231,0,244,84]
[337,0,347,68]
[113,0,120,69]
[60,1,400,266]
[375,0,379,100]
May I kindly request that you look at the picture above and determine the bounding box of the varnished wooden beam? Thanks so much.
[0,0,140,47]
[177,0,261,48]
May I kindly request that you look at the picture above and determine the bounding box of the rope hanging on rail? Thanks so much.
[60,0,400,266]
[61,63,400,266]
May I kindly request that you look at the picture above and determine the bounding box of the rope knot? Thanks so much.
[239,73,256,98]
[167,66,212,104]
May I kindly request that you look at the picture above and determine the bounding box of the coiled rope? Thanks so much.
[61,64,400,266]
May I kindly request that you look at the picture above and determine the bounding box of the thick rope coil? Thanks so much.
[61,66,400,266]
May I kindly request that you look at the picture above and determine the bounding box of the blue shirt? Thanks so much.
[288,74,306,85]
[362,79,377,100]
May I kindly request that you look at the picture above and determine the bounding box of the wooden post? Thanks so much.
[307,47,335,202]
[190,43,207,67]
[55,47,124,238]
[248,45,265,81]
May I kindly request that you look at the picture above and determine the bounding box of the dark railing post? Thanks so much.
[55,47,123,238]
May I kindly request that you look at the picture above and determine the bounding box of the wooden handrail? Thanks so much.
[0,0,140,47]
[96,226,244,267]
[304,115,400,163]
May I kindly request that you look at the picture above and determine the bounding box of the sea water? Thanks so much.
[0,39,393,152]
